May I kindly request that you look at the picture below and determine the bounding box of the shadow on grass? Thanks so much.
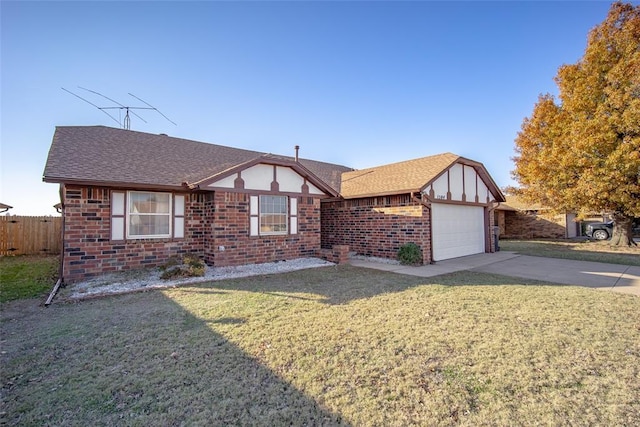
[194,265,431,305]
[0,292,348,426]
[186,265,569,306]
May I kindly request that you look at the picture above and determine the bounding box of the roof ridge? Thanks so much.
[345,152,459,174]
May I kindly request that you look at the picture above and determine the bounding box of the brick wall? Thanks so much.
[496,209,506,235]
[61,186,325,282]
[501,210,567,239]
[205,192,322,267]
[318,245,349,264]
[61,185,204,283]
[321,195,431,264]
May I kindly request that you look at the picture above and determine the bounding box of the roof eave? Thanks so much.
[340,188,419,200]
[43,176,188,192]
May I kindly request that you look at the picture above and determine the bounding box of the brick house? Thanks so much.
[44,126,505,283]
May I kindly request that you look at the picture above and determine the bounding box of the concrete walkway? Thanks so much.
[349,252,640,296]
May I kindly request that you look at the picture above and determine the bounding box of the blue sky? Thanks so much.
[0,1,619,215]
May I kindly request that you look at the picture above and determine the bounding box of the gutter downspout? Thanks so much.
[45,279,62,306]
[412,192,434,264]
[487,201,501,253]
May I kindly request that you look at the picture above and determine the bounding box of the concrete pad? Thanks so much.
[349,252,640,296]
[349,252,520,278]
[473,256,640,296]
[600,265,640,296]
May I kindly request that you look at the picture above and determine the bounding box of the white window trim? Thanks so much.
[290,197,298,235]
[126,191,173,239]
[173,194,185,239]
[259,195,288,236]
[111,191,125,241]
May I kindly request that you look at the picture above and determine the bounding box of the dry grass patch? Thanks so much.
[2,265,639,425]
[500,239,640,266]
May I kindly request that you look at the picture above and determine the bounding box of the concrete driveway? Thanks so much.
[472,254,640,296]
[349,252,640,296]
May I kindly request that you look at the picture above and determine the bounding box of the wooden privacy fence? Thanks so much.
[0,216,62,256]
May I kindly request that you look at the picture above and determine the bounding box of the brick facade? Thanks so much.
[61,185,325,283]
[497,210,569,239]
[61,185,205,283]
[204,192,321,267]
[321,194,432,264]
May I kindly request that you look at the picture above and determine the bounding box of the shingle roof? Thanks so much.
[43,126,352,192]
[43,126,503,202]
[498,195,548,212]
[340,153,461,198]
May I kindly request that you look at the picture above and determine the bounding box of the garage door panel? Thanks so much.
[432,204,484,261]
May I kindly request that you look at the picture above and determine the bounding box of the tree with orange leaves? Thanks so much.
[513,2,640,246]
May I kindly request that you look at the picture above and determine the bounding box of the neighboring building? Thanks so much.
[0,203,13,213]
[43,126,505,283]
[495,196,579,239]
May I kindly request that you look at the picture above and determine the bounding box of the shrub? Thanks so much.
[160,255,205,280]
[159,256,182,271]
[397,243,422,265]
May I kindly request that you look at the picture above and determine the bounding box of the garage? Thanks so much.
[431,203,485,261]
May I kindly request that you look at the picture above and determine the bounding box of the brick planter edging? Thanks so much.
[317,245,349,264]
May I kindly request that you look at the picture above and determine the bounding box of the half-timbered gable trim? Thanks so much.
[193,156,338,198]
[423,160,499,205]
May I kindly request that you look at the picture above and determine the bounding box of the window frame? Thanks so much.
[126,191,173,239]
[258,195,289,235]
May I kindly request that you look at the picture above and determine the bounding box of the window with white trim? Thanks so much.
[260,195,288,234]
[111,191,185,240]
[249,195,297,236]
[128,191,171,238]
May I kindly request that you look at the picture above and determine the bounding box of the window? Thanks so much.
[128,191,172,238]
[111,190,185,240]
[260,195,288,234]
[249,195,297,236]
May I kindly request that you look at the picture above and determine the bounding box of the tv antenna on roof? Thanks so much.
[62,86,177,130]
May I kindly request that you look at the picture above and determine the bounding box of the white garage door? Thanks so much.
[431,203,485,261]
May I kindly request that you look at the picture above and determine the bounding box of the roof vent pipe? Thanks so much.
[294,145,300,162]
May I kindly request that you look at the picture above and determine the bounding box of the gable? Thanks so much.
[338,152,504,203]
[424,161,498,204]
[205,163,327,195]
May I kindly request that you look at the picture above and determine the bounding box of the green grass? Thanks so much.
[500,239,640,266]
[2,265,639,425]
[0,255,58,303]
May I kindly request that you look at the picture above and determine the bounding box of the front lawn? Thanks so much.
[500,239,640,266]
[0,255,58,303]
[2,265,639,425]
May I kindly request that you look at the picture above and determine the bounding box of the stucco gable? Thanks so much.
[196,156,337,197]
[423,160,503,204]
